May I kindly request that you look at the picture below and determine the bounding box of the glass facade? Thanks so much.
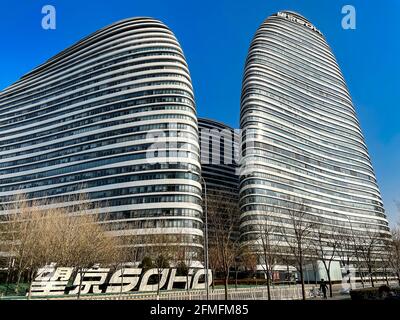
[0,17,203,256]
[199,118,239,198]
[198,118,240,240]
[239,12,390,249]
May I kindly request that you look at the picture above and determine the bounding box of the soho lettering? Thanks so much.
[30,266,213,296]
[277,12,323,35]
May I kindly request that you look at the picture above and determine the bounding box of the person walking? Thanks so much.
[319,279,328,299]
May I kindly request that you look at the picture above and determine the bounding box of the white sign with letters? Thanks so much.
[277,12,323,36]
[30,265,212,296]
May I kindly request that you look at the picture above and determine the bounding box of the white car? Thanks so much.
[339,287,351,295]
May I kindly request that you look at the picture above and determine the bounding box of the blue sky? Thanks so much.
[0,0,399,225]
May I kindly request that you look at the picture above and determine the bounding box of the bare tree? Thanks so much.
[232,240,245,290]
[279,198,316,300]
[379,245,391,286]
[353,224,385,288]
[141,233,178,297]
[0,194,57,296]
[208,244,219,291]
[0,193,124,299]
[336,229,352,272]
[240,249,258,285]
[59,210,121,298]
[207,191,240,300]
[312,226,339,297]
[175,232,198,292]
[388,225,400,285]
[107,225,141,296]
[254,217,282,300]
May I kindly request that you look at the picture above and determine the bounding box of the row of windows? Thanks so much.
[242,81,358,135]
[0,131,197,167]
[240,170,381,202]
[242,90,363,141]
[1,88,194,136]
[107,218,203,231]
[0,183,201,203]
[242,156,379,193]
[106,208,202,220]
[0,141,199,174]
[0,150,198,184]
[246,51,343,93]
[243,118,367,158]
[240,176,381,207]
[242,80,356,135]
[2,50,187,115]
[254,22,342,81]
[2,59,186,110]
[241,184,382,213]
[0,95,195,146]
[243,127,371,171]
[240,207,388,230]
[0,120,195,159]
[1,72,190,126]
[241,196,385,219]
[1,120,196,152]
[0,163,200,191]
[248,36,342,87]
[242,143,375,183]
[248,38,346,90]
[243,66,353,117]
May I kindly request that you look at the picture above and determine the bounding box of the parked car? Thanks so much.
[339,287,351,295]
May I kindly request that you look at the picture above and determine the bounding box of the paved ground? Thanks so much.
[307,281,399,300]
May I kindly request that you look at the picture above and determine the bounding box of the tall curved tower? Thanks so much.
[240,12,390,256]
[0,18,203,258]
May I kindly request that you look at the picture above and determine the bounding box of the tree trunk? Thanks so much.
[323,263,333,298]
[299,263,306,300]
[224,272,229,300]
[187,272,190,292]
[359,270,365,288]
[4,263,12,296]
[265,271,271,300]
[120,267,125,296]
[77,269,83,299]
[314,268,317,285]
[15,270,23,294]
[327,273,333,298]
[369,267,374,287]
[157,268,161,297]
[27,269,35,300]
[235,270,238,290]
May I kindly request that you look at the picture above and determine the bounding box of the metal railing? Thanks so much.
[75,284,315,301]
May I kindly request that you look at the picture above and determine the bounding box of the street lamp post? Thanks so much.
[200,175,210,300]
[345,216,355,289]
[187,170,209,300]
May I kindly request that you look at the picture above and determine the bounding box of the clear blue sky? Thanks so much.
[1,0,399,225]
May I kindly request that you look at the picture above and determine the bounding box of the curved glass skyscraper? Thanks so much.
[198,118,240,241]
[0,17,203,257]
[240,12,390,253]
[198,118,239,201]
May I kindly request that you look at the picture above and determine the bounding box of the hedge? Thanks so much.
[350,286,400,300]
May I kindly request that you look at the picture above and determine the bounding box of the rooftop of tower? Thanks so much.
[277,10,313,24]
[19,17,168,82]
[271,10,324,37]
[198,117,236,131]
